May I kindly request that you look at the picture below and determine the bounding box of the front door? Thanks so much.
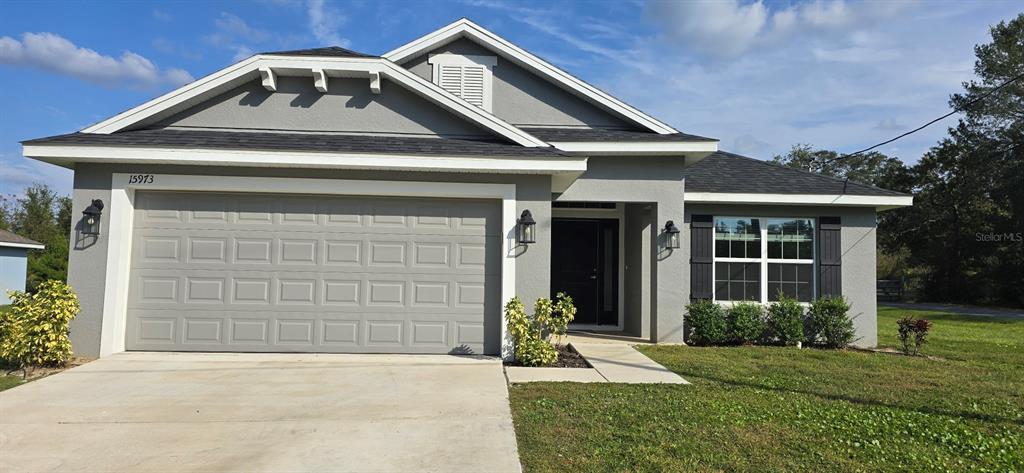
[551,218,618,326]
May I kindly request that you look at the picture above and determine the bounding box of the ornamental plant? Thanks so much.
[685,300,727,346]
[805,296,855,348]
[727,302,764,345]
[897,315,932,356]
[1,280,80,371]
[764,294,805,345]
[504,292,577,366]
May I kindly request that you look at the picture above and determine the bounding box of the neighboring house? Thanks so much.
[22,19,910,358]
[0,230,45,304]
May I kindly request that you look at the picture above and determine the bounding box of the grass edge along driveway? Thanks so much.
[509,307,1023,472]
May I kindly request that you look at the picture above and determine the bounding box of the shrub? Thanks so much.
[805,297,855,348]
[896,315,932,356]
[1,280,80,369]
[764,295,805,345]
[727,302,764,345]
[505,293,577,366]
[685,300,727,346]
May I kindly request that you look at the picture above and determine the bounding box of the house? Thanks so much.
[0,229,45,304]
[21,19,911,358]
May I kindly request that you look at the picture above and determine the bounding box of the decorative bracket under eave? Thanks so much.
[369,71,381,94]
[259,67,277,91]
[313,69,329,93]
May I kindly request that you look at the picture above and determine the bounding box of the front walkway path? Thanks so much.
[882,302,1024,319]
[0,352,521,473]
[506,334,688,384]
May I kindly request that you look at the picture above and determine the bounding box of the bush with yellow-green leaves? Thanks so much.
[1,280,80,369]
[504,292,576,367]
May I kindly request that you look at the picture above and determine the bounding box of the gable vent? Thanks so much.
[429,54,496,112]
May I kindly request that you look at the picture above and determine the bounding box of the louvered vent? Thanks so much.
[438,64,488,109]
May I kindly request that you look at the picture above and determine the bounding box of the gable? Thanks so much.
[147,76,493,138]
[402,37,637,129]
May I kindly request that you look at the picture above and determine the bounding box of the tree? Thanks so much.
[6,184,72,292]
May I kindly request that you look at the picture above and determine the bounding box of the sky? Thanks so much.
[1,0,1020,198]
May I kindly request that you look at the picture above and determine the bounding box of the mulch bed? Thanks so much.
[505,344,591,368]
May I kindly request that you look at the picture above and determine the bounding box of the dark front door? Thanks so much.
[551,218,619,326]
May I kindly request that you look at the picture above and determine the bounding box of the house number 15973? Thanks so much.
[128,174,154,184]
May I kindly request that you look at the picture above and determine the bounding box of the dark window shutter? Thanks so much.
[818,217,842,298]
[690,215,714,300]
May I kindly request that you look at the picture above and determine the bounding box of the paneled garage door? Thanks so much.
[125,191,501,354]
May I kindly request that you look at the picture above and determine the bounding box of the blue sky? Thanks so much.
[1,0,1020,197]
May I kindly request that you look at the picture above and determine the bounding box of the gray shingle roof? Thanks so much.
[260,46,377,58]
[23,129,570,158]
[683,151,909,197]
[0,229,43,248]
[522,127,718,142]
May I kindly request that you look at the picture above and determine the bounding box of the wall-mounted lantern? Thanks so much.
[664,220,680,249]
[82,199,104,236]
[518,209,536,244]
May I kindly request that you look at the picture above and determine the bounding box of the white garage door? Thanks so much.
[125,191,501,354]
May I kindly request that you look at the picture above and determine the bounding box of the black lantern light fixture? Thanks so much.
[664,220,680,249]
[82,199,104,236]
[518,209,536,244]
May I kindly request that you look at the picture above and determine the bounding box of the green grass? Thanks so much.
[509,307,1024,472]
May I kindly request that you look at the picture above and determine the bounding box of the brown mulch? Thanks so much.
[505,343,591,368]
[3,357,94,381]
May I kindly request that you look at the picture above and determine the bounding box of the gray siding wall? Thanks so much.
[152,77,492,138]
[623,203,652,338]
[403,38,635,129]
[557,156,687,343]
[681,204,879,347]
[67,163,551,357]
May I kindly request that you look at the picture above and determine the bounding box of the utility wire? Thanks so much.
[829,70,1024,162]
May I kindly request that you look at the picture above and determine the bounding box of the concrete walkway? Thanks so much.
[882,302,1024,319]
[506,334,688,384]
[0,352,521,473]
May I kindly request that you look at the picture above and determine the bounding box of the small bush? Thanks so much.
[806,297,855,348]
[686,300,727,346]
[505,293,576,366]
[1,280,80,369]
[727,302,764,345]
[897,315,932,356]
[764,295,805,345]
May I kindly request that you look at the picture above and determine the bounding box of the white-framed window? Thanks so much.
[714,217,816,303]
[428,53,497,112]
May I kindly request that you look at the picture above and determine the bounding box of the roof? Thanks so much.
[682,151,910,197]
[260,46,377,58]
[23,129,569,158]
[0,229,44,249]
[522,127,718,143]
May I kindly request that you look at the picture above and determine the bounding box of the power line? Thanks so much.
[831,70,1024,162]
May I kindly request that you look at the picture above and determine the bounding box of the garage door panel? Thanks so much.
[127,191,498,354]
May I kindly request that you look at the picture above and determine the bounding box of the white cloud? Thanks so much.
[152,9,173,23]
[0,32,193,88]
[307,0,350,47]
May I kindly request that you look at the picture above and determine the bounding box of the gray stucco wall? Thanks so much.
[403,38,635,129]
[623,203,652,338]
[681,204,879,347]
[556,156,687,343]
[0,247,31,304]
[152,76,492,138]
[67,163,551,357]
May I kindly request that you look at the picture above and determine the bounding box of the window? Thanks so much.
[428,54,497,111]
[714,217,816,303]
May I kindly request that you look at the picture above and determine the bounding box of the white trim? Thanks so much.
[312,68,329,92]
[23,144,588,174]
[549,141,718,155]
[428,53,497,67]
[79,55,548,148]
[686,192,913,210]
[99,174,518,360]
[0,241,45,250]
[384,18,679,135]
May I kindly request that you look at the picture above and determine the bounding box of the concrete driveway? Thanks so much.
[0,352,520,472]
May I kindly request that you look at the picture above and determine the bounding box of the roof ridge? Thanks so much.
[715,151,910,197]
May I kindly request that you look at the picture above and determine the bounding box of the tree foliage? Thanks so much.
[0,184,72,291]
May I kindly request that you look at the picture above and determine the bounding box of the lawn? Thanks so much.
[509,307,1024,472]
